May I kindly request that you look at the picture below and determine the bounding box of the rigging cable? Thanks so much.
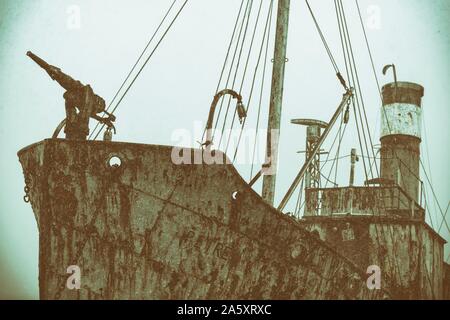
[333,112,344,184]
[335,0,405,283]
[91,0,189,140]
[322,154,350,162]
[294,178,304,218]
[422,181,435,229]
[335,0,368,181]
[321,171,338,187]
[355,0,433,212]
[319,123,348,174]
[341,1,379,178]
[250,0,274,179]
[279,0,353,213]
[232,0,275,162]
[289,0,349,214]
[323,118,348,188]
[225,0,265,155]
[441,202,450,233]
[336,0,378,181]
[299,116,348,215]
[355,0,387,179]
[356,2,446,234]
[420,158,450,234]
[355,0,382,100]
[217,0,254,148]
[355,0,385,166]
[214,0,247,97]
[303,0,378,200]
[89,0,178,140]
[421,103,442,231]
[335,0,374,182]
[305,0,347,90]
[237,0,265,97]
[201,0,246,144]
[335,1,442,291]
[210,0,250,147]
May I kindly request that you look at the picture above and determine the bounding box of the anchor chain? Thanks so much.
[23,173,32,203]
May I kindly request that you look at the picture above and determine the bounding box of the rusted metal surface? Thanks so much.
[305,186,424,219]
[381,81,424,109]
[18,139,388,300]
[301,216,446,299]
[444,263,450,299]
[380,135,421,202]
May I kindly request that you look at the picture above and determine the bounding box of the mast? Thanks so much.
[262,0,291,205]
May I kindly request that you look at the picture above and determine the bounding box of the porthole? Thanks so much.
[108,155,122,168]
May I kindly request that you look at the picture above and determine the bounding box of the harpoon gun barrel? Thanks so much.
[26,51,82,91]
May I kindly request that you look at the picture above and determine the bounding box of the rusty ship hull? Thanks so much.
[18,139,387,300]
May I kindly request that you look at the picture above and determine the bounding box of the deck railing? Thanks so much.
[304,185,424,219]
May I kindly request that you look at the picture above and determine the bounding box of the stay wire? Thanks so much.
[294,178,304,217]
[341,2,379,178]
[89,0,178,140]
[217,0,254,148]
[334,9,398,280]
[232,0,274,162]
[305,0,339,74]
[419,158,449,234]
[335,0,410,280]
[324,119,347,188]
[357,1,442,233]
[225,0,265,155]
[423,181,435,229]
[355,0,382,101]
[213,0,250,145]
[337,0,376,180]
[250,0,274,179]
[440,202,450,233]
[340,0,379,178]
[421,105,441,232]
[92,0,189,140]
[335,0,369,182]
[333,112,344,184]
[202,0,246,143]
[224,0,261,154]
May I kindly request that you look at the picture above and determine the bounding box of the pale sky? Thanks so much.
[0,0,449,299]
